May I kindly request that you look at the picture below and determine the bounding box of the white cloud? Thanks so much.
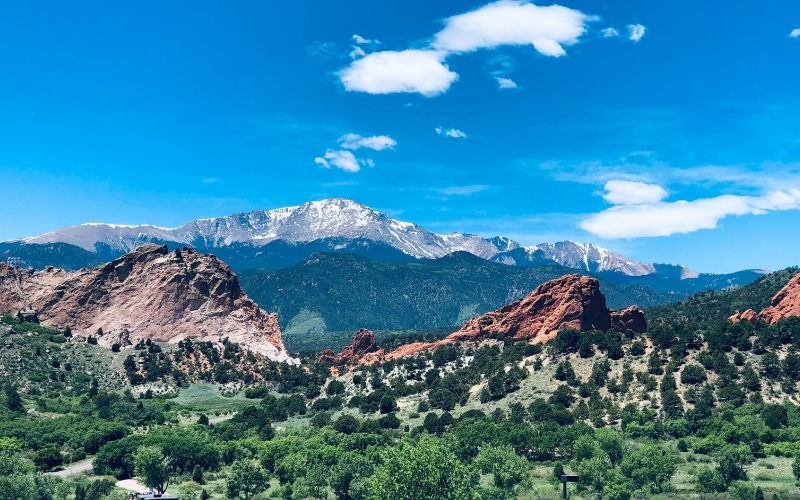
[627,23,646,42]
[314,150,363,173]
[432,0,588,57]
[600,27,619,38]
[790,28,800,38]
[338,49,458,96]
[315,132,396,173]
[602,180,667,205]
[495,76,519,89]
[581,186,800,239]
[338,1,593,96]
[352,34,377,45]
[436,185,489,196]
[338,133,397,151]
[349,46,366,59]
[435,127,468,138]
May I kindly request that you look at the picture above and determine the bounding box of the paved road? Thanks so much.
[48,458,93,477]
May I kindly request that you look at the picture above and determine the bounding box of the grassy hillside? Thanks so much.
[239,252,673,338]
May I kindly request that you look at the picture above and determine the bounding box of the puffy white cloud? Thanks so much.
[790,28,800,38]
[338,49,458,96]
[338,1,593,96]
[338,133,397,151]
[436,185,489,196]
[315,132,396,172]
[432,0,588,57]
[600,27,619,38]
[435,127,468,138]
[627,23,646,42]
[314,150,363,173]
[602,180,667,205]
[581,187,800,239]
[495,76,520,89]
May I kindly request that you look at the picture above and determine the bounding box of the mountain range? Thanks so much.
[4,198,765,282]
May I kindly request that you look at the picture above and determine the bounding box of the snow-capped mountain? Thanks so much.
[18,198,669,276]
[492,242,657,276]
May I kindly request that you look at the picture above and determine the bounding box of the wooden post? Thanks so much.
[560,474,579,499]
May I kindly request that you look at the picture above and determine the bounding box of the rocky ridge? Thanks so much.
[730,272,800,325]
[355,274,647,365]
[0,244,295,363]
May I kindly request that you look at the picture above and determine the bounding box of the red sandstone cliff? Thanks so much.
[361,274,646,364]
[0,244,295,363]
[730,273,800,325]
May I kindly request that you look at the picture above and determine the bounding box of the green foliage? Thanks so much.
[619,443,676,493]
[364,436,478,500]
[474,445,530,491]
[226,459,269,499]
[134,445,171,494]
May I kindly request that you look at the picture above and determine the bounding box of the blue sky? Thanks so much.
[1,0,799,272]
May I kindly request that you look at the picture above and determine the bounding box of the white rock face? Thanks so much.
[20,198,661,276]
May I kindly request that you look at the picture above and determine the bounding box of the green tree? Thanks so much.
[620,444,676,493]
[595,428,626,466]
[226,460,269,500]
[134,446,171,494]
[716,444,754,485]
[792,455,800,481]
[3,386,24,413]
[474,445,530,491]
[365,437,478,499]
[330,452,374,500]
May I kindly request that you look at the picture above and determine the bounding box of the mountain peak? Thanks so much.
[16,198,668,277]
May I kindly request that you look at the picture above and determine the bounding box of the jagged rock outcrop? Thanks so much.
[729,308,759,324]
[731,273,800,325]
[451,275,614,343]
[362,274,646,364]
[611,305,648,333]
[319,329,382,366]
[0,244,295,363]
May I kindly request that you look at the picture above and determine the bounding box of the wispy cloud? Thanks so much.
[627,23,646,42]
[306,41,338,59]
[338,133,396,151]
[435,184,489,196]
[435,127,468,139]
[495,76,520,89]
[790,28,800,38]
[581,186,800,239]
[600,27,619,38]
[201,177,220,184]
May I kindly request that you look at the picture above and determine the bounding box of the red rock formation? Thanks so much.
[611,305,648,333]
[0,244,295,363]
[319,328,383,366]
[731,273,800,326]
[760,274,800,324]
[729,308,759,324]
[361,274,646,364]
[452,275,612,343]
